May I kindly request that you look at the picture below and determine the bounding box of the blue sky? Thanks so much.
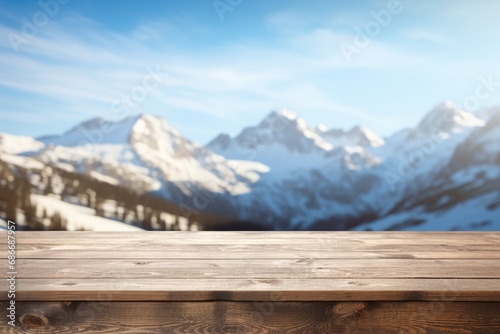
[1,0,500,144]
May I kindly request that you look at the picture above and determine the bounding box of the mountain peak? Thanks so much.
[412,101,485,138]
[272,109,297,120]
[347,125,372,137]
[259,109,299,128]
[75,116,107,130]
[206,109,333,169]
[37,113,180,148]
[134,113,162,122]
[206,133,231,151]
[347,125,364,134]
[131,113,181,137]
[438,100,455,109]
[248,110,332,152]
[314,124,328,134]
[315,124,384,148]
[346,126,384,147]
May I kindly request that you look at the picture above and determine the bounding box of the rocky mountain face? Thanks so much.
[2,102,499,231]
[35,114,268,199]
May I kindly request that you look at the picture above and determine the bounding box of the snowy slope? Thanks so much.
[32,194,143,231]
[315,125,385,148]
[408,101,485,140]
[2,101,499,231]
[290,102,496,229]
[35,114,269,198]
[38,115,141,147]
[0,151,45,170]
[351,106,500,231]
[207,110,333,174]
[355,188,500,231]
[130,115,267,194]
[450,112,500,168]
[0,133,45,154]
[205,109,388,229]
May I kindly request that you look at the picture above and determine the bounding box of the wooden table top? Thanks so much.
[2,231,500,302]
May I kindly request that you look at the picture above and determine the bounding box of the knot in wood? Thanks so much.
[20,313,49,329]
[333,302,367,317]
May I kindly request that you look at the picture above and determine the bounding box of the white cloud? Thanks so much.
[0,7,444,142]
[2,15,364,122]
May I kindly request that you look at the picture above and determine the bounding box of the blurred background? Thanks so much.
[1,0,500,231]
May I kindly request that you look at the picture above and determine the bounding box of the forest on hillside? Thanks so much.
[0,157,229,231]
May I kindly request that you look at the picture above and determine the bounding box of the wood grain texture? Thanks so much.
[11,231,500,238]
[3,278,500,302]
[0,232,500,302]
[2,301,500,334]
[3,258,500,281]
[13,249,500,260]
[1,232,500,332]
[8,231,500,245]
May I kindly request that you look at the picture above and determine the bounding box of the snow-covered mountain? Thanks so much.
[0,133,44,154]
[314,125,385,148]
[408,101,485,140]
[207,110,386,170]
[204,102,498,230]
[354,124,500,232]
[35,114,269,198]
[351,103,500,231]
[1,102,499,231]
[207,110,333,174]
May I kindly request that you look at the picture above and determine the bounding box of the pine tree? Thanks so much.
[20,178,31,209]
[158,218,167,231]
[60,183,70,201]
[4,187,18,222]
[95,196,105,217]
[121,204,128,221]
[143,207,153,230]
[40,208,48,230]
[43,175,53,196]
[24,200,36,230]
[114,202,121,220]
[173,215,181,231]
[48,211,67,231]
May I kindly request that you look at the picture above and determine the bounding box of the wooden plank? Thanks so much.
[1,232,499,307]
[3,278,500,302]
[8,245,500,261]
[8,243,500,254]
[9,231,500,241]
[4,259,500,279]
[3,301,500,333]
[11,231,500,239]
[10,235,500,245]
[14,249,500,259]
[7,239,500,248]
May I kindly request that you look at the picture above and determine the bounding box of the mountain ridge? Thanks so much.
[2,101,500,231]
